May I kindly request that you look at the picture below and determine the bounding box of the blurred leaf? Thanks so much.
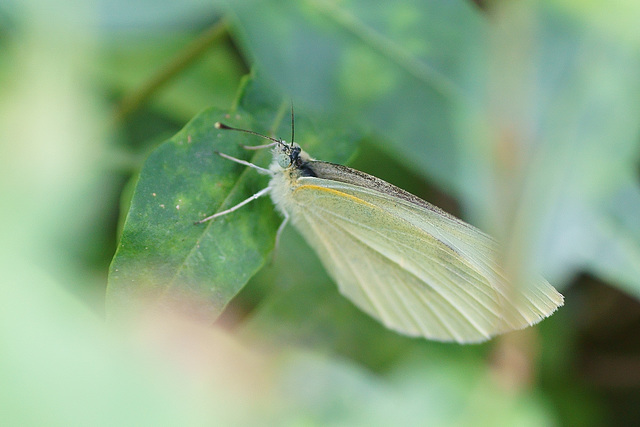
[107,75,359,320]
[454,2,640,299]
[98,29,245,122]
[574,186,640,300]
[96,0,217,29]
[552,0,640,46]
[0,258,217,426]
[274,350,556,427]
[0,259,556,426]
[223,0,485,192]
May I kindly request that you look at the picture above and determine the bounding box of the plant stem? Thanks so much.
[112,18,230,124]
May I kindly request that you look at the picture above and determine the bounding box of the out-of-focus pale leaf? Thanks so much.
[455,2,640,298]
[0,263,555,427]
[568,183,640,298]
[552,0,640,46]
[0,258,226,426]
[274,350,556,427]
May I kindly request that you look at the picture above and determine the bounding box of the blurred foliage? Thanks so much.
[2,0,640,426]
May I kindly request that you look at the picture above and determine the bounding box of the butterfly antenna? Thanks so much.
[215,122,282,147]
[290,102,295,148]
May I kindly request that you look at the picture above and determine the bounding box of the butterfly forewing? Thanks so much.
[317,178,564,318]
[287,172,562,343]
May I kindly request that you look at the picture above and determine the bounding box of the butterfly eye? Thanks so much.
[276,152,292,168]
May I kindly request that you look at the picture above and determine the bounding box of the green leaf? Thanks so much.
[107,76,359,320]
[107,109,275,319]
[224,0,484,192]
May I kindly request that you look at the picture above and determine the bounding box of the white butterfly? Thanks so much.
[197,121,563,343]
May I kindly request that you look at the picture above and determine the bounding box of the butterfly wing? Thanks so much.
[286,175,563,343]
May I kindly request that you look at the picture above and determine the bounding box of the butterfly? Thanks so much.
[196,118,563,343]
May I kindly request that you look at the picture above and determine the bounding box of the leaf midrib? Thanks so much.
[164,109,286,297]
[307,0,465,101]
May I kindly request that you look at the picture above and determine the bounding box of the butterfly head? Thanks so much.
[213,121,308,171]
[273,140,302,169]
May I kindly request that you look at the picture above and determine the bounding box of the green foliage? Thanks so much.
[224,0,640,304]
[225,0,482,190]
[3,0,640,425]
[107,101,280,320]
[107,77,359,319]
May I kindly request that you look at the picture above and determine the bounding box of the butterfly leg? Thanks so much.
[194,186,271,224]
[271,210,290,262]
[275,210,289,251]
[215,151,272,175]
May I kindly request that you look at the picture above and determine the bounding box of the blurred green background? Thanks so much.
[2,0,640,425]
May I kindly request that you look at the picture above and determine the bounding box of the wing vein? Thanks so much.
[305,204,494,338]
